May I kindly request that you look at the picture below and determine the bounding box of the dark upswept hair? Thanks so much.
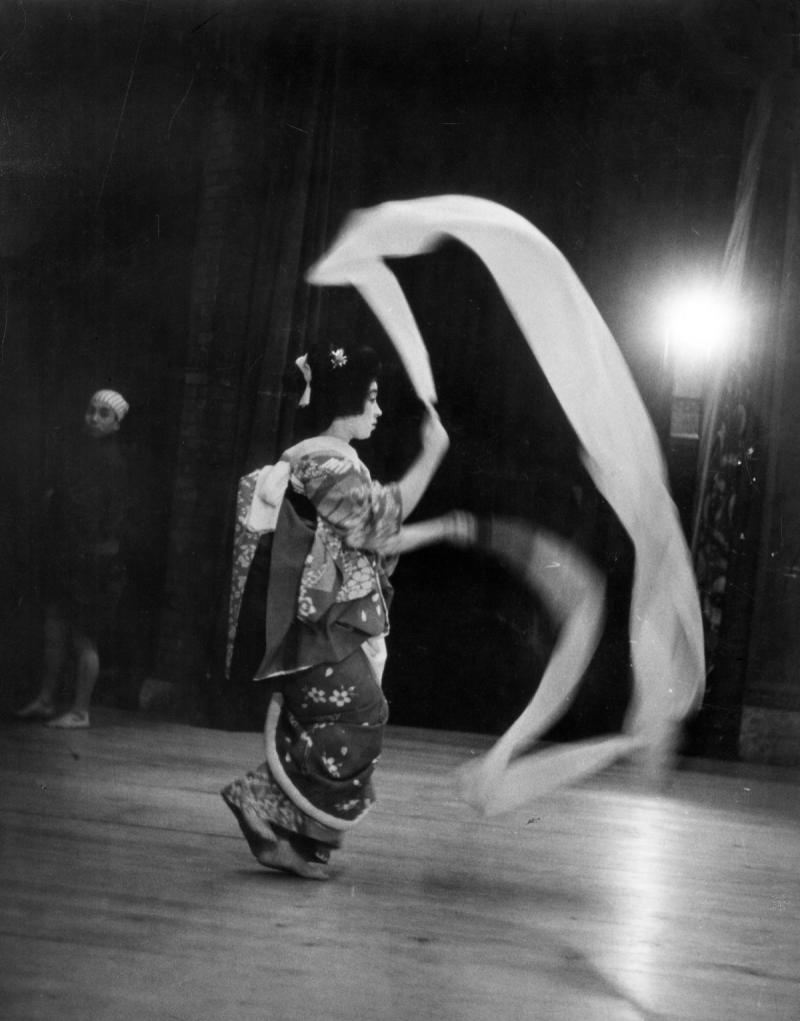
[304,344,381,428]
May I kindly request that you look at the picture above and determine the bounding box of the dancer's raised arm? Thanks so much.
[395,404,450,521]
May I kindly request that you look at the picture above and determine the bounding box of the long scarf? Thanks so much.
[307,195,705,813]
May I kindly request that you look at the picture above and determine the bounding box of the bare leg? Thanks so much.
[14,610,66,719]
[45,630,97,728]
[71,632,99,715]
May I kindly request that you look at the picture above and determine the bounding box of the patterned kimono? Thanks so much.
[222,436,402,857]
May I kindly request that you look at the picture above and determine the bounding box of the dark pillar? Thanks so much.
[739,75,800,765]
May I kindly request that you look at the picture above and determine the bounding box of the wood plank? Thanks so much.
[1,710,798,1021]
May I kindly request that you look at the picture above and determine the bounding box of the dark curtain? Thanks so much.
[199,3,749,735]
[0,2,202,712]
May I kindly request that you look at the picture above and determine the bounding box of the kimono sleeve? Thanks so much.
[295,454,402,551]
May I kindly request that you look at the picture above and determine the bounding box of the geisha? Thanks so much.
[221,342,467,879]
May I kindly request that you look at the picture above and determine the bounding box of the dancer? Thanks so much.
[14,389,130,729]
[221,343,463,879]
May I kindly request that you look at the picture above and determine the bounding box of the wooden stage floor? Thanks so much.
[1,710,798,1021]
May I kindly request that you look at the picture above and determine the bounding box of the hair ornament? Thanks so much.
[329,348,348,369]
[295,354,312,407]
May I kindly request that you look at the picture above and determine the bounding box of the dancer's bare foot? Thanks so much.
[255,838,330,881]
[13,697,56,721]
[46,709,90,729]
[221,791,331,880]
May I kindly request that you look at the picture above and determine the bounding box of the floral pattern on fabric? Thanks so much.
[221,763,343,848]
[224,647,387,841]
[226,470,261,676]
[293,454,401,551]
[291,452,400,629]
[276,648,388,819]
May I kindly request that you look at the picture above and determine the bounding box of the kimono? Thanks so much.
[221,436,402,861]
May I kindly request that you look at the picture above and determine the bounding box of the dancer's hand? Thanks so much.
[382,511,478,556]
[420,405,449,458]
[440,510,478,547]
[398,406,450,521]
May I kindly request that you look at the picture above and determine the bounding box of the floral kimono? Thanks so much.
[222,436,402,864]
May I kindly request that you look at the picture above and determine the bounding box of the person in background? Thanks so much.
[221,343,471,880]
[14,389,130,729]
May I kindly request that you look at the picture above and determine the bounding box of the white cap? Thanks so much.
[91,389,130,421]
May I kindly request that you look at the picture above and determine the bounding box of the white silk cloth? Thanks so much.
[307,195,705,813]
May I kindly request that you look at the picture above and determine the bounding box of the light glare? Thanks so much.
[662,287,740,364]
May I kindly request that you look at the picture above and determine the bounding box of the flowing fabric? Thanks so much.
[307,194,705,813]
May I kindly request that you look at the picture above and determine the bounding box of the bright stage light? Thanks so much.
[661,285,741,365]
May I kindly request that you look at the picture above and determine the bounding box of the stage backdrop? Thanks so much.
[1,1,767,745]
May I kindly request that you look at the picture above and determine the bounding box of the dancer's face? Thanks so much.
[84,398,120,438]
[349,382,382,441]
